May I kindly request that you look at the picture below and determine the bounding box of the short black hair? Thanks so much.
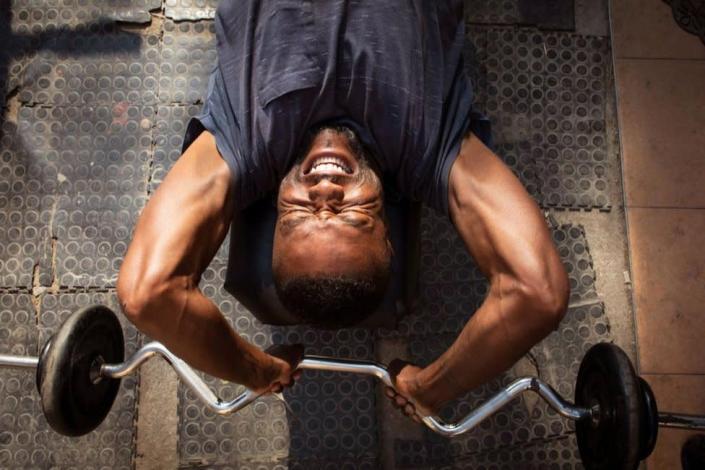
[274,271,390,329]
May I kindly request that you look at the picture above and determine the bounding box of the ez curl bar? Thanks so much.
[1,305,704,469]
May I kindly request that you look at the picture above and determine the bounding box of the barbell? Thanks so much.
[1,305,704,469]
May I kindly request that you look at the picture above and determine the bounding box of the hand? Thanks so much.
[254,344,304,395]
[385,359,438,423]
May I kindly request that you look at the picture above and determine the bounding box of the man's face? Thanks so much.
[273,127,389,279]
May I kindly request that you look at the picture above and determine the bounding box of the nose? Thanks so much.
[308,178,345,208]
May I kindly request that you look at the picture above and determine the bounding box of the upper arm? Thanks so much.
[118,131,235,294]
[447,133,568,307]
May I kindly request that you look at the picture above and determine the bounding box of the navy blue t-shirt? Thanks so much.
[184,0,490,215]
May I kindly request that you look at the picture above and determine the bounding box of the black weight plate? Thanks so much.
[38,304,124,436]
[637,377,658,460]
[575,342,642,470]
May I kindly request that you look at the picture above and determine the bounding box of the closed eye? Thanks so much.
[338,212,373,230]
[278,214,310,234]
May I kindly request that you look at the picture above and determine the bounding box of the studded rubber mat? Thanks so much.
[0,292,140,469]
[16,105,151,288]
[0,294,39,468]
[0,120,53,289]
[474,27,613,212]
[395,433,582,469]
[160,21,216,105]
[19,26,160,106]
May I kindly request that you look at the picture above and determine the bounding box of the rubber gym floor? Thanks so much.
[1,1,703,469]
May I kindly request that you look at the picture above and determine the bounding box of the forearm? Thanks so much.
[415,274,563,410]
[123,280,275,389]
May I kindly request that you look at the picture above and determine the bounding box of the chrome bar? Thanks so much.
[101,342,592,435]
[421,377,591,437]
[297,356,394,387]
[0,353,38,369]
[659,413,705,430]
[101,342,259,415]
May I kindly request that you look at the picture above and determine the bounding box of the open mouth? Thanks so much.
[303,152,355,176]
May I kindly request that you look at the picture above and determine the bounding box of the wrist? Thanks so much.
[247,350,280,391]
[415,365,453,413]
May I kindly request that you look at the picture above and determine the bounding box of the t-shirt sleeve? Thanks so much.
[181,65,243,215]
[427,68,493,217]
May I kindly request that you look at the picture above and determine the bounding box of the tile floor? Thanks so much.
[610,0,705,467]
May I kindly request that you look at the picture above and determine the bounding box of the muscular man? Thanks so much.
[117,0,569,419]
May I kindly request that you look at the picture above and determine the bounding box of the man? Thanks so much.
[117,0,569,421]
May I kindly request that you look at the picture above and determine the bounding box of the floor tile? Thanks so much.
[616,59,705,208]
[611,0,705,59]
[646,428,699,470]
[630,208,705,374]
[641,374,705,415]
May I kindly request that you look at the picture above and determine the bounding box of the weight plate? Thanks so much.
[575,342,642,470]
[37,304,124,436]
[637,377,658,460]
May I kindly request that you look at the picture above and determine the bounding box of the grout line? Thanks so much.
[607,0,642,374]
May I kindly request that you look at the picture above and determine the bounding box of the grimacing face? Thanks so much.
[272,127,391,281]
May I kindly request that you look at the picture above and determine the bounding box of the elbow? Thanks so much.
[520,265,570,335]
[116,263,169,333]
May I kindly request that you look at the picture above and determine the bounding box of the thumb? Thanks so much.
[388,358,412,385]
